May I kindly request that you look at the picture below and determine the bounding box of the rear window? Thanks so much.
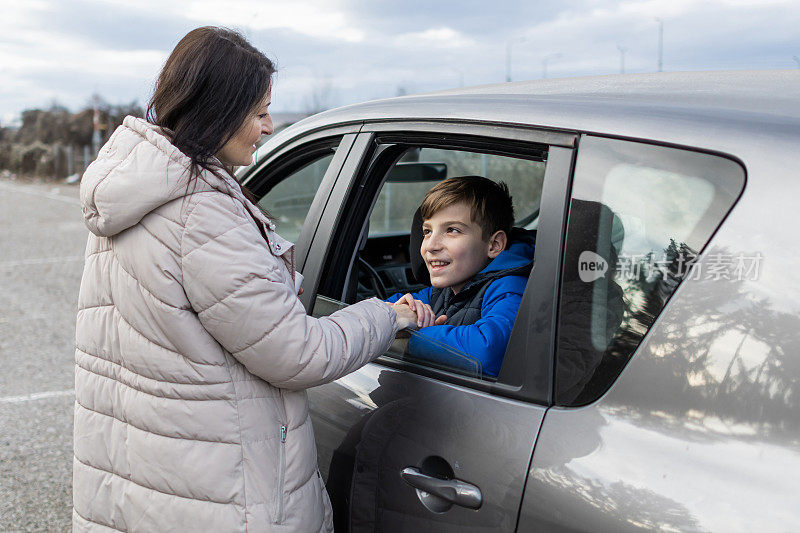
[556,136,745,406]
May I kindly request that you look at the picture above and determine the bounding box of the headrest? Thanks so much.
[561,199,623,283]
[410,207,430,284]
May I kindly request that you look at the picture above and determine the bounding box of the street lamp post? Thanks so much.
[92,95,101,157]
[506,37,527,82]
[542,53,562,79]
[618,45,628,74]
[454,68,465,87]
[656,18,664,72]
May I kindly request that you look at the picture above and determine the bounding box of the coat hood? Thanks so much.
[480,227,536,274]
[452,227,535,295]
[80,116,264,238]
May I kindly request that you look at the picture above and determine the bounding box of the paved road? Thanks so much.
[0,179,85,532]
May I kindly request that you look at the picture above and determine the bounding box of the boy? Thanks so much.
[386,176,535,377]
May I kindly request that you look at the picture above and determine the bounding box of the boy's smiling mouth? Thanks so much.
[427,259,451,271]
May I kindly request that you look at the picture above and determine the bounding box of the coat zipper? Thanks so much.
[276,423,287,523]
[275,385,288,524]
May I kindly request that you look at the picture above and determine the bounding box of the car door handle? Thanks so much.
[400,467,482,509]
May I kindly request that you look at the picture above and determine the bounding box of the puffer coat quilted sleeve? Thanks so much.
[73,116,398,532]
[181,192,397,389]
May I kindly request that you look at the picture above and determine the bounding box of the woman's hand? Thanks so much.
[391,302,419,331]
[393,294,447,328]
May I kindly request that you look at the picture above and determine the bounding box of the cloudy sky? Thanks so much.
[1,0,798,125]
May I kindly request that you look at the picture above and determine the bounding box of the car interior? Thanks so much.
[348,163,443,303]
[343,147,545,306]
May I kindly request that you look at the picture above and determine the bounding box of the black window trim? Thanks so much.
[362,119,576,148]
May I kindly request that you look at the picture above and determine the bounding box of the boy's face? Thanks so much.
[421,202,503,293]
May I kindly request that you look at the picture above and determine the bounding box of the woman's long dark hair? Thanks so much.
[146,27,275,188]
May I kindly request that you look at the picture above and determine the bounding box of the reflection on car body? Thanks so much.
[239,70,800,532]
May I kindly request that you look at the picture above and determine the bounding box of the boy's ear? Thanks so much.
[487,230,507,259]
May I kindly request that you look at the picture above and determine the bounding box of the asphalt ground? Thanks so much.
[0,178,85,532]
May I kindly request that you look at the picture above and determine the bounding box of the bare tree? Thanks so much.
[304,75,335,114]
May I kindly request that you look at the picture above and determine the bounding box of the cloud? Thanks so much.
[0,0,798,122]
[498,0,800,78]
[395,27,476,49]
[86,0,366,42]
[0,1,171,116]
[26,0,193,52]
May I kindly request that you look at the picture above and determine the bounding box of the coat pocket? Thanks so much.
[274,424,287,524]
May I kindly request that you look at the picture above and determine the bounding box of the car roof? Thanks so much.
[426,70,800,118]
[259,70,799,168]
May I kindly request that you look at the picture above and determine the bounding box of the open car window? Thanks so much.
[368,147,543,237]
[314,141,547,383]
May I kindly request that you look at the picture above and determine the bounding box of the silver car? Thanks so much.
[239,70,800,532]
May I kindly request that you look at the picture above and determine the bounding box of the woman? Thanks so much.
[73,27,417,532]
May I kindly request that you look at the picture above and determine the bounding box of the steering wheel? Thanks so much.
[357,255,388,300]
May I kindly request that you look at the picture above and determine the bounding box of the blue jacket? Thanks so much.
[387,230,535,377]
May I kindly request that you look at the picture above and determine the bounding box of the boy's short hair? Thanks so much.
[420,176,514,240]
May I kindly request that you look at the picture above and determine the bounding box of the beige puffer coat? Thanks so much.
[73,116,398,532]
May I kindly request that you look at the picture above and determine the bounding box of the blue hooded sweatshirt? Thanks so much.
[386,229,535,378]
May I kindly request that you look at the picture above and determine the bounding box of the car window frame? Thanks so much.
[302,121,578,405]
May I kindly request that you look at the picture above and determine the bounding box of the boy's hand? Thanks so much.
[394,294,446,328]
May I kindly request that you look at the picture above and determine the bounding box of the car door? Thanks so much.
[300,122,578,532]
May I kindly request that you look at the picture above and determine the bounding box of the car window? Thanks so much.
[257,152,336,243]
[315,142,547,382]
[556,136,745,406]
